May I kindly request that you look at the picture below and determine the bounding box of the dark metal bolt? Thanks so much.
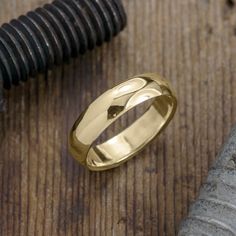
[0,0,127,89]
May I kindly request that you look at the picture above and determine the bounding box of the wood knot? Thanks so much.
[117,217,127,225]
[226,0,235,8]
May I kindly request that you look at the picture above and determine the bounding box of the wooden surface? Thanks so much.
[0,0,236,235]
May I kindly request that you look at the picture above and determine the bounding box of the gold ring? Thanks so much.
[69,73,177,171]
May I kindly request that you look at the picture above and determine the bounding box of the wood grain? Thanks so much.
[0,0,236,235]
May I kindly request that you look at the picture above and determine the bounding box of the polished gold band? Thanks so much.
[69,73,177,171]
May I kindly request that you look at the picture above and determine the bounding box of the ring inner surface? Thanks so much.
[86,95,175,170]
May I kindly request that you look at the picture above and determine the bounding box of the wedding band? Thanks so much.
[69,73,177,171]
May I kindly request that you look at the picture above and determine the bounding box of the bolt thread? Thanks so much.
[0,0,126,89]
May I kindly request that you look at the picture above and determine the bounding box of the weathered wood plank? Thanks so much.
[0,0,236,235]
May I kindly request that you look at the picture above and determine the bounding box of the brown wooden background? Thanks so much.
[0,0,236,235]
